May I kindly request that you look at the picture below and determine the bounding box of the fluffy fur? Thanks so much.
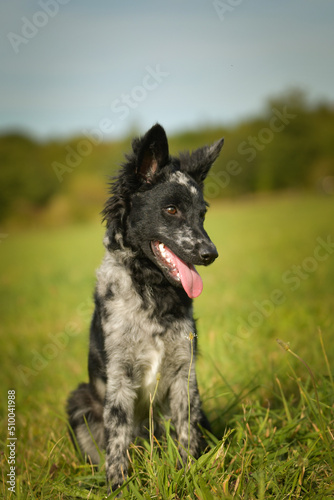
[66,124,224,492]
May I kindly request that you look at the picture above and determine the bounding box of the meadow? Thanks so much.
[1,192,333,499]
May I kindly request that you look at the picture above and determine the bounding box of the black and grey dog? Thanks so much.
[67,124,224,492]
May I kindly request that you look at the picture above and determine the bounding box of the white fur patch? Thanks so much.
[95,378,106,401]
[143,337,164,391]
[170,171,199,196]
[171,171,190,186]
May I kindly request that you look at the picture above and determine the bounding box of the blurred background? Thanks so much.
[1,0,334,228]
[1,5,334,486]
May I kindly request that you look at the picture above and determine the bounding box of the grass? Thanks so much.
[0,192,334,499]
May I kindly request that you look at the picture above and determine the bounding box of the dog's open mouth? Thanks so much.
[151,241,203,299]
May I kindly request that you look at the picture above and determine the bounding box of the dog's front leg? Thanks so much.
[103,373,136,493]
[169,365,203,464]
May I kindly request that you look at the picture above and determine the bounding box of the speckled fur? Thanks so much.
[66,124,224,492]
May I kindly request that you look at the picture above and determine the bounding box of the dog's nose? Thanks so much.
[199,244,218,265]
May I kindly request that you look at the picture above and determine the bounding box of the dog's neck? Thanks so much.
[99,238,193,322]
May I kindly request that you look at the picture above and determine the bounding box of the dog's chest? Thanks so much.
[109,298,166,392]
[97,251,193,395]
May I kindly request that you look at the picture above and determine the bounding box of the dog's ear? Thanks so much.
[180,138,224,188]
[135,124,169,182]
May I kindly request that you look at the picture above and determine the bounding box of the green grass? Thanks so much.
[1,193,334,499]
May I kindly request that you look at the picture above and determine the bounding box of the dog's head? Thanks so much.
[103,124,224,298]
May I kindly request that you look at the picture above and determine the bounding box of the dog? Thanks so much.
[66,123,224,492]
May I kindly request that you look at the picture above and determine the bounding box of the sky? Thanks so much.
[1,0,334,140]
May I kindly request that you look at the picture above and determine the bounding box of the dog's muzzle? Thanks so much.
[198,242,218,266]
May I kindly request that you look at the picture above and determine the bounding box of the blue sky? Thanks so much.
[1,0,334,140]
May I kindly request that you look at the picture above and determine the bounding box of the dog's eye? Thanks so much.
[165,206,178,215]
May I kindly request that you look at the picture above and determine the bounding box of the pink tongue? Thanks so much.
[165,248,203,298]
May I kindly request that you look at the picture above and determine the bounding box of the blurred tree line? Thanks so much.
[1,90,333,228]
